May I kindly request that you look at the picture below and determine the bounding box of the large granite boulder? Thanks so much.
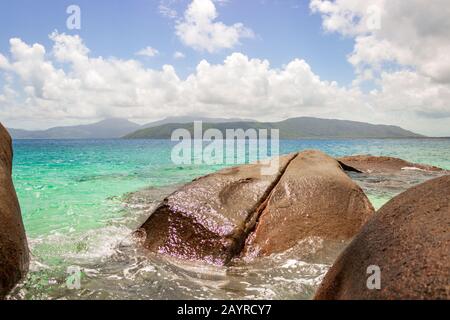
[315,175,450,300]
[0,123,29,299]
[338,155,443,173]
[243,150,375,259]
[136,154,296,265]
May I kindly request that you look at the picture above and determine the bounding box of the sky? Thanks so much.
[0,0,449,136]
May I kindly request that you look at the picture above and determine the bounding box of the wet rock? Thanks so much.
[0,123,29,299]
[315,175,450,300]
[243,150,374,259]
[338,155,444,173]
[338,155,447,210]
[136,154,296,265]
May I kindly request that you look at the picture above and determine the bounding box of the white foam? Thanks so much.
[401,166,426,171]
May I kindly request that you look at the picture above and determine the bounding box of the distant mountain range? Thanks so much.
[7,116,254,139]
[124,117,424,139]
[8,118,141,139]
[141,116,254,128]
[7,116,424,139]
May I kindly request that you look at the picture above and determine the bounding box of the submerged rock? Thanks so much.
[242,150,374,259]
[338,155,444,173]
[338,155,447,210]
[315,175,450,300]
[0,123,29,299]
[136,154,296,265]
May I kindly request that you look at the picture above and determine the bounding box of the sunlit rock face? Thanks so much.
[315,175,450,300]
[242,150,374,259]
[0,123,29,299]
[136,154,296,265]
[137,150,375,266]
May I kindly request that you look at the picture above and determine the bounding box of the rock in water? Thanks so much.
[315,175,450,300]
[338,155,443,173]
[0,123,29,299]
[136,154,297,265]
[243,150,374,258]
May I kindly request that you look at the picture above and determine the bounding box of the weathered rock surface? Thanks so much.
[136,154,296,265]
[338,155,443,173]
[0,123,29,299]
[315,175,450,300]
[243,150,375,259]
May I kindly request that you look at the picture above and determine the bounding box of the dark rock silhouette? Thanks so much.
[0,123,29,299]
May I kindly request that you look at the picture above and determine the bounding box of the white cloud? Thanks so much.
[310,0,384,36]
[311,0,450,84]
[182,53,365,121]
[307,0,450,135]
[0,53,11,70]
[1,26,450,136]
[136,46,159,57]
[175,0,254,53]
[0,33,368,130]
[173,51,186,59]
[0,34,181,126]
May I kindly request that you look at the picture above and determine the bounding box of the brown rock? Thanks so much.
[338,155,444,173]
[243,150,375,259]
[136,154,296,265]
[0,123,29,299]
[315,175,450,300]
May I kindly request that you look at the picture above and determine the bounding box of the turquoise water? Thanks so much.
[9,138,450,299]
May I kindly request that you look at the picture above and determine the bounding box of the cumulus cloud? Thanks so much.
[0,33,182,126]
[311,0,450,84]
[183,53,366,121]
[0,53,11,70]
[136,46,159,57]
[310,0,384,36]
[0,32,369,129]
[1,20,450,135]
[307,0,450,135]
[175,0,254,53]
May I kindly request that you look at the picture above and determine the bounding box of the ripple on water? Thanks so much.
[9,198,338,300]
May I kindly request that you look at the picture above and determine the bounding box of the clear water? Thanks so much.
[8,138,450,300]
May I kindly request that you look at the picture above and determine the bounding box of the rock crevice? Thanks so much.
[137,150,375,265]
[137,153,297,265]
[242,150,374,259]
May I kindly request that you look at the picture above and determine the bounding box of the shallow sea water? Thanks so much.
[8,138,450,300]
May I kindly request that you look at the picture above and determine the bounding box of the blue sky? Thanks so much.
[0,0,355,83]
[0,0,449,136]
